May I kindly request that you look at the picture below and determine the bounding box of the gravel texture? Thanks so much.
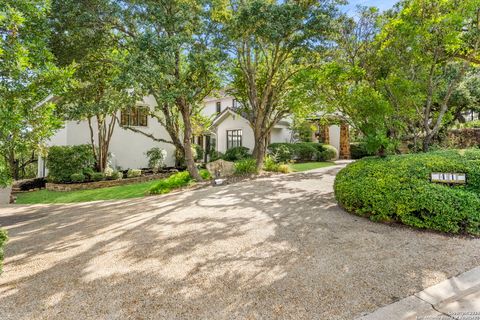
[0,165,479,319]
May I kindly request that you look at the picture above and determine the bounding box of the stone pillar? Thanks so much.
[322,125,330,144]
[339,122,350,159]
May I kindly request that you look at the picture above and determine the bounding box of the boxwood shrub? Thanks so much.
[223,146,251,162]
[268,142,336,162]
[334,149,480,235]
[47,145,95,183]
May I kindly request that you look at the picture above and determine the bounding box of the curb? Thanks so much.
[356,266,480,320]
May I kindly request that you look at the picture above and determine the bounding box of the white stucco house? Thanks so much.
[37,93,299,176]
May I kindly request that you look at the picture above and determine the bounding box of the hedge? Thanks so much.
[47,145,96,183]
[268,142,336,162]
[334,149,480,235]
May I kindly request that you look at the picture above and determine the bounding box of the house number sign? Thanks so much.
[431,173,467,185]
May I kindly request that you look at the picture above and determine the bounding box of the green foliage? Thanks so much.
[350,143,376,160]
[234,159,258,175]
[70,173,86,183]
[90,172,104,182]
[0,229,7,274]
[268,143,335,162]
[463,120,480,129]
[149,169,211,195]
[47,145,95,183]
[263,156,291,174]
[106,170,123,181]
[0,1,73,183]
[127,169,142,178]
[223,147,251,162]
[334,150,480,235]
[193,144,203,161]
[291,119,315,142]
[146,147,167,171]
[209,150,224,162]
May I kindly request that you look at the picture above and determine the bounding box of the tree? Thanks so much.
[377,0,480,151]
[0,0,72,185]
[223,0,337,170]
[50,0,136,172]
[122,0,223,180]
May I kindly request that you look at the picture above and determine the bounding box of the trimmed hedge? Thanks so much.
[0,229,7,274]
[223,146,251,162]
[47,145,96,183]
[268,142,336,162]
[334,149,480,235]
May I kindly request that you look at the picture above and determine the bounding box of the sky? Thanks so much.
[341,0,399,15]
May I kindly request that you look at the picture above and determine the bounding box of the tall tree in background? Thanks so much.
[223,0,337,170]
[377,0,480,151]
[0,0,72,184]
[123,0,223,180]
[50,0,136,172]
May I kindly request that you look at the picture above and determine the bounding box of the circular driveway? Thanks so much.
[0,165,479,319]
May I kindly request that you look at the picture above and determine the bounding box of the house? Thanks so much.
[37,93,295,176]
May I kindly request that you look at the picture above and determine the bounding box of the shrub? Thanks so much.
[47,145,95,183]
[209,150,224,162]
[0,229,7,274]
[350,142,375,159]
[234,158,258,175]
[70,173,86,183]
[91,172,104,182]
[463,120,480,128]
[263,155,280,172]
[17,178,47,191]
[334,150,480,235]
[149,169,211,194]
[193,144,203,161]
[146,147,167,171]
[277,164,291,174]
[223,146,251,161]
[127,169,142,178]
[320,145,338,161]
[268,142,333,162]
[106,170,123,180]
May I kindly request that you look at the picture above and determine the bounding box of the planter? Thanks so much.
[46,173,172,192]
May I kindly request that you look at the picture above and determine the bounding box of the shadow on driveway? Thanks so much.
[0,166,479,319]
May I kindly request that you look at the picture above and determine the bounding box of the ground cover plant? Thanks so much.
[149,169,211,194]
[334,149,480,235]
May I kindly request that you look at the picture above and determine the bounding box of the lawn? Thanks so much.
[289,161,335,172]
[16,179,161,204]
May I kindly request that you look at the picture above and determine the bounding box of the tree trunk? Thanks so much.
[179,103,202,181]
[252,126,267,172]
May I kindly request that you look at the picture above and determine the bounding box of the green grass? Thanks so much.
[289,161,335,172]
[16,179,162,204]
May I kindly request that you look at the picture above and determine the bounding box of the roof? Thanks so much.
[210,107,249,128]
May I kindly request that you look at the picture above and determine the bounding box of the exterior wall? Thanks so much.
[214,113,255,153]
[270,127,292,143]
[42,95,177,176]
[202,96,237,118]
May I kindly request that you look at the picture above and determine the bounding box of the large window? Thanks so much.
[226,129,242,149]
[120,107,148,127]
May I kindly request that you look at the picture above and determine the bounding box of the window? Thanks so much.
[120,107,148,127]
[216,101,221,113]
[226,129,242,149]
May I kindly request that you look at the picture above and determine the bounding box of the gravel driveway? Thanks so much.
[0,165,479,319]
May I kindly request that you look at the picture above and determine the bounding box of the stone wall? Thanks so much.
[46,172,173,192]
[446,129,480,149]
